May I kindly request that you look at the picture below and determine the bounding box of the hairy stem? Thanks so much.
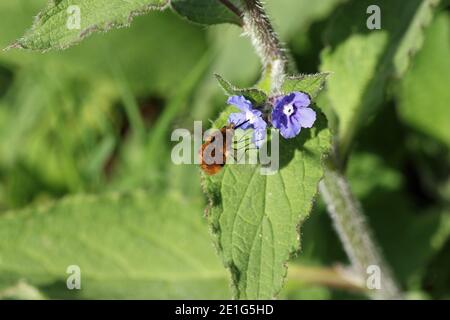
[287,263,366,293]
[241,0,288,93]
[319,158,402,299]
[241,0,403,299]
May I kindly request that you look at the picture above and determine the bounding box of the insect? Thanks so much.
[199,120,249,175]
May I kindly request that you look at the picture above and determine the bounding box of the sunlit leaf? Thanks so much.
[8,0,169,51]
[0,191,230,299]
[281,73,330,98]
[203,109,331,299]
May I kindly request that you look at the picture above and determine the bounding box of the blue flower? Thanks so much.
[271,92,316,139]
[227,96,267,148]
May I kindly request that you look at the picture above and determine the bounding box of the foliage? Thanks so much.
[0,0,448,300]
[320,0,440,157]
[0,191,229,299]
[203,108,330,299]
[397,13,450,148]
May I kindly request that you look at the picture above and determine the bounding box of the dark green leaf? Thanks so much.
[171,0,243,26]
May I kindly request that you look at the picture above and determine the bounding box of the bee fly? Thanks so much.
[199,120,250,175]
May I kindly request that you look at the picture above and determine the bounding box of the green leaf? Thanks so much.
[203,111,331,299]
[170,0,243,26]
[397,13,450,148]
[0,7,208,95]
[320,0,440,157]
[215,74,268,105]
[281,73,330,98]
[0,191,230,299]
[0,8,208,205]
[8,0,169,51]
[266,0,348,39]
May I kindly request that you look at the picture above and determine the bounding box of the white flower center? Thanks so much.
[246,111,256,124]
[283,103,295,117]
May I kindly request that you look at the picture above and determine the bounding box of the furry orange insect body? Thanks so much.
[199,124,235,176]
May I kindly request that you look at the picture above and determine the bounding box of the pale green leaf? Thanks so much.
[215,74,268,105]
[203,110,331,299]
[8,0,169,51]
[320,0,440,156]
[397,13,450,148]
[171,0,243,26]
[266,0,348,39]
[0,191,230,299]
[281,73,330,98]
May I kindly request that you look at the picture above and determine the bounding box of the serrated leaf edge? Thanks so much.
[5,1,170,52]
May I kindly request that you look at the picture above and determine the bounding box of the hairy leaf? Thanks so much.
[281,73,330,98]
[0,191,229,299]
[8,0,169,51]
[215,74,268,105]
[171,0,243,26]
[320,0,440,156]
[203,109,331,299]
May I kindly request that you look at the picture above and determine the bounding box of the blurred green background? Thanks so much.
[0,0,449,299]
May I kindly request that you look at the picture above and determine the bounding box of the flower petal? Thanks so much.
[297,107,316,128]
[228,112,249,129]
[292,91,311,108]
[226,95,269,146]
[253,116,267,130]
[274,93,295,110]
[271,109,287,129]
[227,95,252,112]
[279,119,301,139]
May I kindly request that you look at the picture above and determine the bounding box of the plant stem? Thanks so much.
[241,0,288,93]
[319,158,402,299]
[287,263,366,293]
[241,0,403,299]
